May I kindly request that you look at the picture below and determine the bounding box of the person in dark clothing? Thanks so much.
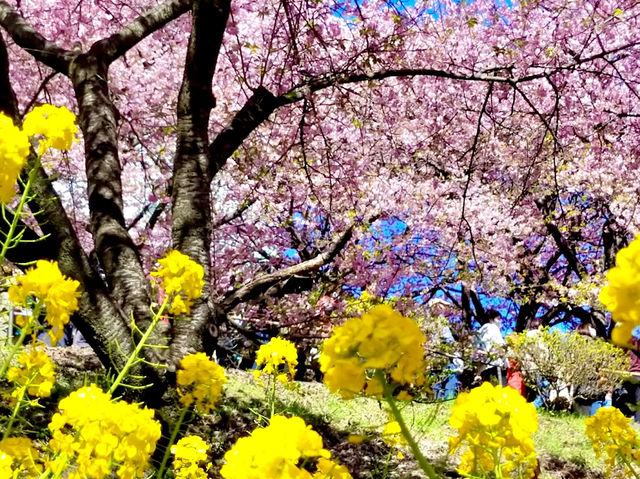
[613,343,640,422]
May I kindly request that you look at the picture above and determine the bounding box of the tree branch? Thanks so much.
[0,34,136,372]
[0,34,18,116]
[602,213,629,270]
[536,197,586,278]
[0,1,72,73]
[519,40,640,82]
[91,0,192,63]
[220,225,354,311]
[170,0,231,365]
[206,39,640,178]
[212,197,256,229]
[69,53,153,337]
[208,86,281,174]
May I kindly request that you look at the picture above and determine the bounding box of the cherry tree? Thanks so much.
[1,0,640,400]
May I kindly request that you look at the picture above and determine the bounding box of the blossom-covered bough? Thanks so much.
[1,0,640,475]
[1,0,640,401]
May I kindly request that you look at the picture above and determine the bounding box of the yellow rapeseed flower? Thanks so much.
[176,352,227,413]
[151,250,204,315]
[22,104,77,154]
[319,305,426,399]
[0,112,30,203]
[382,420,406,459]
[0,437,42,475]
[599,236,640,347]
[448,383,539,478]
[8,260,80,345]
[47,384,161,479]
[313,458,353,478]
[585,406,640,476]
[253,337,298,386]
[7,347,56,398]
[0,450,14,478]
[381,420,406,449]
[171,435,210,479]
[220,415,351,479]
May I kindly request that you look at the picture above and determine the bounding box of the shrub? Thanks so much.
[507,329,630,409]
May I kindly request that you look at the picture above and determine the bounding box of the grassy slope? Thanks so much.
[0,348,612,478]
[223,371,608,478]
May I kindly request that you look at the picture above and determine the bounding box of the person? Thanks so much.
[575,322,613,416]
[589,377,613,416]
[506,357,526,397]
[613,339,640,422]
[433,331,464,400]
[473,310,507,386]
[521,318,551,407]
[429,299,464,400]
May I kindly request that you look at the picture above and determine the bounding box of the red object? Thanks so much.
[507,369,526,396]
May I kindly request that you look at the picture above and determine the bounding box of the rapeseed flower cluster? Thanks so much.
[382,420,406,459]
[599,236,640,346]
[0,113,30,203]
[7,347,56,398]
[47,384,162,479]
[0,105,76,203]
[254,336,298,385]
[176,352,227,413]
[319,305,425,399]
[382,420,405,448]
[585,406,640,476]
[0,437,42,476]
[220,415,352,479]
[0,450,13,478]
[448,383,539,478]
[152,250,205,315]
[314,458,353,479]
[8,260,80,345]
[171,435,210,479]
[22,104,77,154]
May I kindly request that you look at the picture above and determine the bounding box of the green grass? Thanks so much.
[534,409,604,476]
[0,352,612,478]
[224,371,609,478]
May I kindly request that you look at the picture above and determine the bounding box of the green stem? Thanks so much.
[620,453,640,479]
[107,295,170,395]
[0,326,28,380]
[376,371,439,479]
[0,301,43,380]
[0,155,41,266]
[2,385,26,439]
[270,372,277,418]
[51,453,69,479]
[382,444,393,479]
[38,450,71,479]
[493,445,503,479]
[38,464,52,479]
[157,406,189,478]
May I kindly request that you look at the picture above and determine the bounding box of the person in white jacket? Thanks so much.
[473,310,507,386]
